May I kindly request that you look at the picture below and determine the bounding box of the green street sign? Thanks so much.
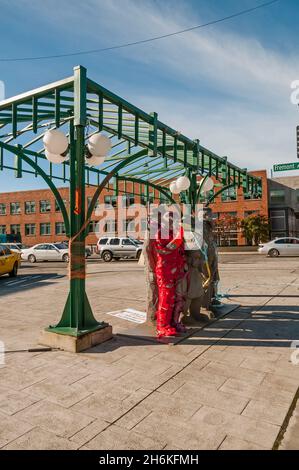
[273,162,299,172]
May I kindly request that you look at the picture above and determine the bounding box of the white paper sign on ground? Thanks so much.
[106,308,146,324]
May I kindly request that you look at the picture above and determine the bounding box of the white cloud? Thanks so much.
[6,0,299,170]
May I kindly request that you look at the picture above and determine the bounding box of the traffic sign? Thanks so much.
[273,162,299,172]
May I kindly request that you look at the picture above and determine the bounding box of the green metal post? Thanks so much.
[47,66,103,336]
[189,171,197,214]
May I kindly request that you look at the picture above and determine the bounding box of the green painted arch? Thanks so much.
[84,149,176,238]
[117,176,176,205]
[205,183,235,207]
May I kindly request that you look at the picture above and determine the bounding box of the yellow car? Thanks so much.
[0,244,21,277]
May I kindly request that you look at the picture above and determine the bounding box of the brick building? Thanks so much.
[0,182,155,247]
[0,170,268,247]
[209,170,268,246]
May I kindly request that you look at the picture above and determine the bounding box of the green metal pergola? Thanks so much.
[0,65,262,340]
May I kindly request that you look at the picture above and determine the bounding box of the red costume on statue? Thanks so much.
[153,222,185,338]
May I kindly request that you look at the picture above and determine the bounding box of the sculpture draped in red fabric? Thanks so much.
[152,217,185,338]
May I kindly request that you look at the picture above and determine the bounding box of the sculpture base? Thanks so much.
[117,303,240,345]
[38,325,113,353]
[118,322,196,345]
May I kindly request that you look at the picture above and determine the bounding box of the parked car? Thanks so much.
[56,241,91,258]
[96,237,142,262]
[0,244,21,277]
[128,236,144,246]
[21,243,69,263]
[258,237,299,257]
[2,243,28,253]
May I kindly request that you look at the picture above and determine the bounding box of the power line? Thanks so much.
[0,0,279,62]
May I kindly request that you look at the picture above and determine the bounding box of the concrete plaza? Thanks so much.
[0,253,298,450]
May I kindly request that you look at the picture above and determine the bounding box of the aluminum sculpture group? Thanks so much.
[143,207,220,339]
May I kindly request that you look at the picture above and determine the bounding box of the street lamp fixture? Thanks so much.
[86,133,111,166]
[43,129,69,156]
[176,175,191,191]
[43,130,111,167]
[169,175,191,194]
[201,176,214,193]
[44,150,68,164]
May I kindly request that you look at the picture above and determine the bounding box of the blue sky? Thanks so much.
[0,0,299,191]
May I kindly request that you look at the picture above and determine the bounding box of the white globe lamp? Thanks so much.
[43,129,69,155]
[169,181,180,194]
[201,176,214,193]
[86,155,106,167]
[176,176,190,191]
[45,150,68,164]
[87,133,111,157]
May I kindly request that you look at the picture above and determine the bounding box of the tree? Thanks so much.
[240,214,269,246]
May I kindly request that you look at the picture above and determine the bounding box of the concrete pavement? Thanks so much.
[0,254,298,449]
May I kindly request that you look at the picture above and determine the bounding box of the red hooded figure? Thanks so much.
[153,213,185,338]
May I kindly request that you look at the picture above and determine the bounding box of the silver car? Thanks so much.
[258,237,299,257]
[97,237,142,262]
[21,243,69,263]
[2,243,27,253]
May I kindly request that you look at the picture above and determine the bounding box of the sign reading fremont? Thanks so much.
[273,162,299,172]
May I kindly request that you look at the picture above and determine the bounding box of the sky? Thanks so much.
[0,0,298,192]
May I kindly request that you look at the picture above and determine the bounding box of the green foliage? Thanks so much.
[240,214,269,246]
[214,214,239,246]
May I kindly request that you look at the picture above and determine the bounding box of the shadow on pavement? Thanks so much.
[0,273,65,297]
[228,294,299,298]
[81,303,299,354]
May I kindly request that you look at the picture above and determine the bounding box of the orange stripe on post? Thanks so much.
[74,188,81,215]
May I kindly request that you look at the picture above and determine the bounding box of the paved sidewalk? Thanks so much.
[0,257,298,449]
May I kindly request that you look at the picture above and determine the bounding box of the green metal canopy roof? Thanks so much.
[0,66,263,339]
[0,66,261,203]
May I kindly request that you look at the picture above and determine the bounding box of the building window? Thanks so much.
[40,200,51,213]
[141,218,147,231]
[10,224,20,234]
[221,187,236,202]
[25,201,36,214]
[141,193,155,205]
[244,210,258,218]
[104,195,117,208]
[55,199,67,212]
[270,190,285,204]
[244,192,261,200]
[55,222,66,235]
[40,223,51,235]
[88,221,97,233]
[104,219,117,233]
[10,202,21,215]
[0,225,6,234]
[270,210,286,231]
[0,203,6,215]
[123,219,135,232]
[25,224,36,236]
[87,197,100,210]
[122,194,135,207]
